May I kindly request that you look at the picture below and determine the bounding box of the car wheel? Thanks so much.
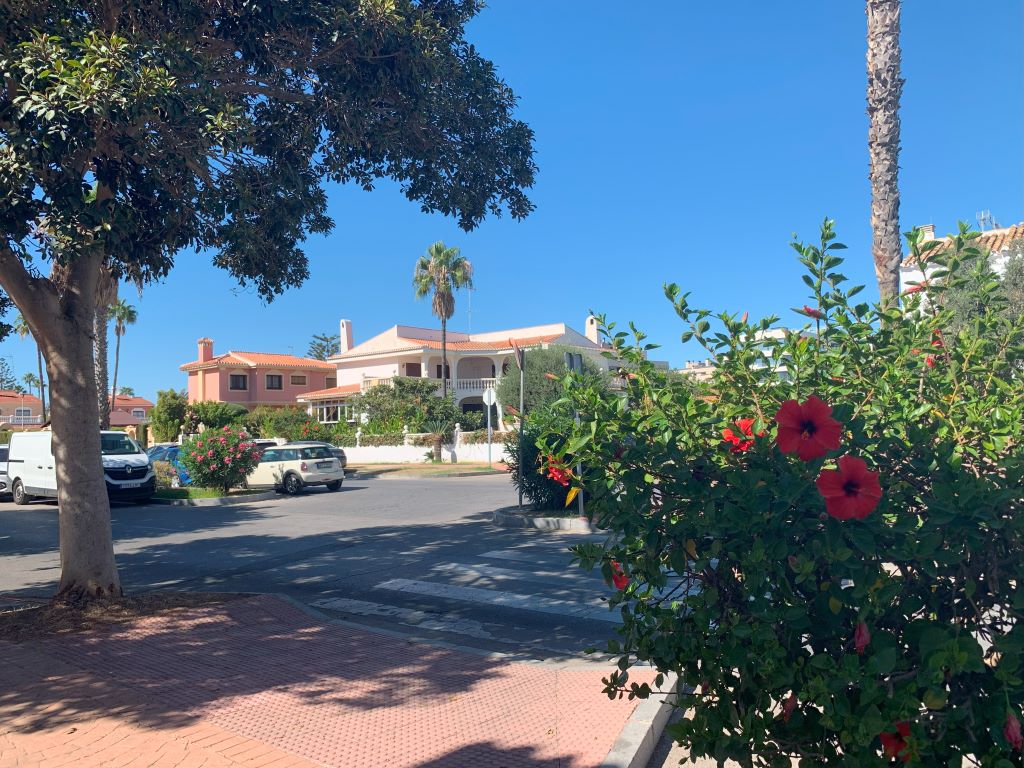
[12,480,30,506]
[283,473,303,495]
[326,480,342,491]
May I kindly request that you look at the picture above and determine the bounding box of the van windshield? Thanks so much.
[101,434,142,456]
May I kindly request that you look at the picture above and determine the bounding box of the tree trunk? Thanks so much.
[0,249,121,600]
[433,433,443,463]
[441,316,448,397]
[866,0,904,303]
[36,347,47,422]
[110,331,122,423]
[94,306,110,428]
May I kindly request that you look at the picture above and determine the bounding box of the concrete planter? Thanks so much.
[149,490,278,507]
[491,506,601,533]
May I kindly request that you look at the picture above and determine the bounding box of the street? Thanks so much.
[0,474,621,660]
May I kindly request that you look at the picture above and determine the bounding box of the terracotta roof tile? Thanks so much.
[906,223,1023,264]
[0,390,41,404]
[181,351,335,371]
[110,395,154,408]
[296,383,362,401]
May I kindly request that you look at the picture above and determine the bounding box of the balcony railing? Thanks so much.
[359,375,498,395]
[0,415,43,426]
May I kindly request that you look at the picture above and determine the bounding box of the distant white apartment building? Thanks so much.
[900,222,1023,292]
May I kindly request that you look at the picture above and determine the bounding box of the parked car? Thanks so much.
[0,443,9,498]
[148,444,192,487]
[247,443,344,495]
[282,440,347,469]
[7,430,155,504]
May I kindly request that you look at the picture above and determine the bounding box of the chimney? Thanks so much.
[920,224,936,241]
[585,315,600,344]
[339,319,353,354]
[197,337,214,362]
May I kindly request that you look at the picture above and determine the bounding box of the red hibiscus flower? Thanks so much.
[782,692,798,723]
[610,560,629,590]
[931,330,944,349]
[925,355,937,368]
[854,621,871,654]
[546,456,571,487]
[880,722,911,763]
[1006,712,1023,751]
[722,418,761,453]
[816,455,883,520]
[803,305,825,319]
[775,396,843,461]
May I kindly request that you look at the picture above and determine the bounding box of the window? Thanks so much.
[326,377,337,388]
[229,374,248,391]
[266,374,283,390]
[14,407,31,424]
[260,449,280,463]
[132,409,145,418]
[406,363,421,377]
[435,363,450,379]
[300,447,332,460]
[290,374,307,386]
[100,433,142,456]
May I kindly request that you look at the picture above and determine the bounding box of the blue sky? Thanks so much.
[3,1,1022,400]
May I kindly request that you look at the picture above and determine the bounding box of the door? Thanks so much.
[248,448,280,488]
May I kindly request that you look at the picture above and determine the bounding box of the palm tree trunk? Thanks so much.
[36,347,47,421]
[866,0,904,303]
[110,331,122,422]
[94,307,109,428]
[441,316,448,396]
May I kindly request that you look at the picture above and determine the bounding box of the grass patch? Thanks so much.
[153,487,266,500]
[0,592,248,643]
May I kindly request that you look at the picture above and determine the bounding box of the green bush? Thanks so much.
[542,222,1024,766]
[496,344,605,413]
[152,460,178,489]
[461,428,514,445]
[183,400,247,432]
[294,420,334,442]
[241,405,310,439]
[505,405,574,511]
[178,426,261,493]
[149,389,188,442]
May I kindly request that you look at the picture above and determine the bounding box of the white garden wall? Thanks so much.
[345,440,512,465]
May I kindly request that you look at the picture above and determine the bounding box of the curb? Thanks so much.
[354,469,508,480]
[148,490,278,507]
[600,677,679,768]
[492,507,601,533]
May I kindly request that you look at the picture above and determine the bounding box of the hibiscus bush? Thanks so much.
[179,426,262,494]
[543,222,1024,766]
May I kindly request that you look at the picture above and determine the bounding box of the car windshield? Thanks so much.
[101,433,142,456]
[300,447,333,460]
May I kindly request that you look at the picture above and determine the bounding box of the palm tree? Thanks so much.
[14,314,46,420]
[866,0,904,302]
[108,299,137,416]
[413,242,473,395]
[118,386,135,397]
[94,266,118,428]
[21,372,40,400]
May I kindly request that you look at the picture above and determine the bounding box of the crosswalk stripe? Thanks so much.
[431,561,606,588]
[311,596,494,639]
[374,577,620,624]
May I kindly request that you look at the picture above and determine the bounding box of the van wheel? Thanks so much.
[283,473,303,495]
[326,480,342,491]
[12,480,30,506]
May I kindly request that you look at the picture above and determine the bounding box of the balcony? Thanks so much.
[0,415,44,426]
[359,376,498,397]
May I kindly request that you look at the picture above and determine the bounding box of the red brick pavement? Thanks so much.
[0,595,655,767]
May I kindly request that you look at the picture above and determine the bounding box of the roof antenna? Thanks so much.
[976,210,999,231]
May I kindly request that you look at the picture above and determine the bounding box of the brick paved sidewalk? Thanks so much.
[0,595,656,768]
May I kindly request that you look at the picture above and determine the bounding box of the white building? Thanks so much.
[900,222,1023,292]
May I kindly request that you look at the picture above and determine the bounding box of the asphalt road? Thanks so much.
[0,474,622,660]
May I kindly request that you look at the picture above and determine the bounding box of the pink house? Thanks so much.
[179,338,336,407]
[109,395,155,426]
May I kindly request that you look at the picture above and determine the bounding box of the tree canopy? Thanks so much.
[496,345,605,414]
[307,333,340,361]
[1,0,535,294]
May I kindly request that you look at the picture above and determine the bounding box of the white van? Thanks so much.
[7,430,155,505]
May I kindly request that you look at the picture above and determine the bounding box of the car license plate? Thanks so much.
[316,462,332,469]
[121,482,141,489]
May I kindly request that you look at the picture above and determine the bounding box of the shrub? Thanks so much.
[505,405,574,511]
[241,405,310,439]
[183,400,247,433]
[461,428,514,444]
[496,344,605,413]
[543,222,1024,766]
[178,426,261,494]
[149,389,188,442]
[295,420,334,442]
[152,460,177,489]
[334,432,404,447]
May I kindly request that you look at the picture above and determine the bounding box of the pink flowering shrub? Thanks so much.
[544,223,1024,765]
[179,426,261,494]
